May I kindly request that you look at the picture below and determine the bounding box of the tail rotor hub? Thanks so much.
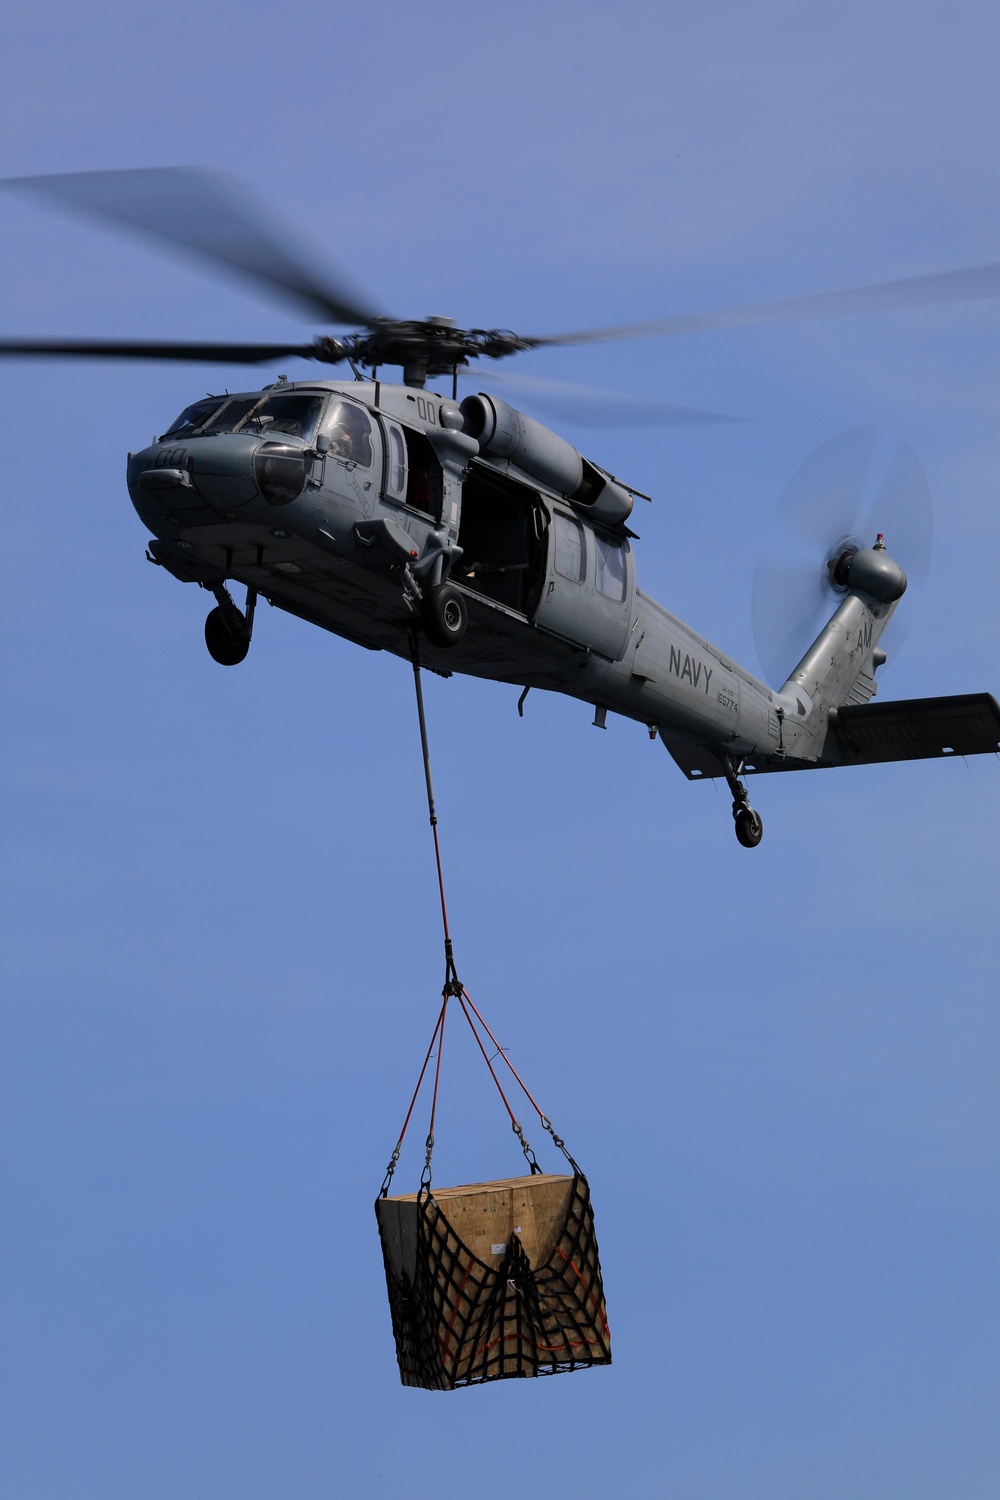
[827,540,861,592]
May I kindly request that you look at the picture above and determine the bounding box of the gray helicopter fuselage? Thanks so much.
[9,164,997,852]
[127,378,872,771]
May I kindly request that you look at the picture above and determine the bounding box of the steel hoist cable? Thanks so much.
[378,637,578,1198]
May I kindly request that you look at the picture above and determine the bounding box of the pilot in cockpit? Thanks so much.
[327,424,355,459]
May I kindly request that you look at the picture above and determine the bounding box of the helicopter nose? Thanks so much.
[128,442,204,529]
[129,433,263,516]
[183,434,262,510]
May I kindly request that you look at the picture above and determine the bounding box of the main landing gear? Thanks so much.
[205,583,256,666]
[421,583,467,648]
[724,756,764,848]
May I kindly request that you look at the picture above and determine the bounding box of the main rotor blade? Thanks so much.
[4,168,383,328]
[0,337,327,364]
[530,262,1000,347]
[457,367,739,427]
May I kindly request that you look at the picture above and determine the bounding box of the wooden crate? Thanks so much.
[378,1173,574,1277]
[376,1172,611,1389]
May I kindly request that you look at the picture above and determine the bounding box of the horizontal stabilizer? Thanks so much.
[833,692,1000,764]
[661,692,1000,780]
[659,733,731,780]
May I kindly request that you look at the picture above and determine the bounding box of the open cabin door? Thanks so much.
[456,463,547,616]
[534,508,634,661]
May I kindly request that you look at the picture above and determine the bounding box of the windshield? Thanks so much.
[162,390,328,442]
[162,396,227,438]
[234,392,327,440]
[201,396,263,432]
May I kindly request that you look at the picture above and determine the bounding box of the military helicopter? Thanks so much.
[3,168,999,847]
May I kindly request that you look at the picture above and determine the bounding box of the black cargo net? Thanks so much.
[374,648,611,1390]
[380,1174,610,1389]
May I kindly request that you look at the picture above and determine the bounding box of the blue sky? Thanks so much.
[1,4,999,1497]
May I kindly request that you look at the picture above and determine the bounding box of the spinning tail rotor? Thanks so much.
[751,427,933,688]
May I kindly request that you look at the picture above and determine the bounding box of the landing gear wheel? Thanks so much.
[734,807,764,848]
[204,606,250,666]
[422,583,467,648]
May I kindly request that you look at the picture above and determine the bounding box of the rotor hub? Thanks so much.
[827,542,860,592]
[307,321,539,384]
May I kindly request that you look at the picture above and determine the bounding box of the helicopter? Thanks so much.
[2,168,999,848]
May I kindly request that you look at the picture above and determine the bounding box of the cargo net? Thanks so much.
[379,1173,610,1389]
[375,985,612,1391]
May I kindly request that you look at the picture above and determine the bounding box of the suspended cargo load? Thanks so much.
[375,655,611,1390]
[376,1172,610,1389]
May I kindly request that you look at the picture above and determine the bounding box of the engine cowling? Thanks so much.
[461,392,582,490]
[460,393,634,526]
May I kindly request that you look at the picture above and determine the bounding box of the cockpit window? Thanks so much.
[323,399,374,466]
[167,391,329,441]
[236,391,327,441]
[162,396,227,438]
[202,396,265,433]
[161,390,344,447]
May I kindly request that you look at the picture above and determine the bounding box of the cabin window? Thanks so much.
[553,513,585,582]
[324,398,373,465]
[387,426,407,493]
[594,534,627,602]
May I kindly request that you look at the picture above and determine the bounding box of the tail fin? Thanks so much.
[775,545,906,762]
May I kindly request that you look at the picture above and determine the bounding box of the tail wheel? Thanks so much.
[204,606,250,666]
[422,584,467,648]
[734,807,764,848]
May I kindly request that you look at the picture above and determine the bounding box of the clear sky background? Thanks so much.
[2,4,999,1497]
